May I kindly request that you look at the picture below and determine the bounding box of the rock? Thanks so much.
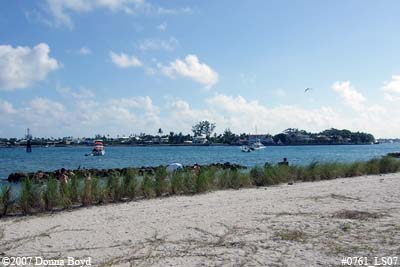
[8,172,29,183]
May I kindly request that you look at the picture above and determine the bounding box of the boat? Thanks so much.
[250,139,266,150]
[92,140,105,156]
[241,145,251,152]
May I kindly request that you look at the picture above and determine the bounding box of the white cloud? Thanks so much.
[137,37,179,51]
[382,75,400,101]
[157,22,167,31]
[1,92,400,138]
[0,99,15,114]
[45,0,147,28]
[30,97,65,115]
[78,46,91,55]
[57,85,95,99]
[44,0,191,29]
[156,7,192,15]
[161,54,218,88]
[110,51,142,68]
[0,43,60,91]
[332,81,366,111]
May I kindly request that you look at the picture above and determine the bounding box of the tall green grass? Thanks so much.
[19,178,40,214]
[3,156,399,217]
[0,185,11,216]
[43,178,59,210]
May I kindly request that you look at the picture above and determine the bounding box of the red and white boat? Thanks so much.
[92,140,105,156]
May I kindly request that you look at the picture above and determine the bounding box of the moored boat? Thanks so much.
[250,139,266,150]
[92,140,105,156]
[241,145,251,152]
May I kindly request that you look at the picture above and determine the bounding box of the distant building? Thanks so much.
[193,135,207,144]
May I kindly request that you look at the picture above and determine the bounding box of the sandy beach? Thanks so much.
[0,173,399,267]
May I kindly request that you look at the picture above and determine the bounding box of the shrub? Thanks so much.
[43,178,59,211]
[0,185,12,216]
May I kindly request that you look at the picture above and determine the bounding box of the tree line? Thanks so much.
[0,121,375,146]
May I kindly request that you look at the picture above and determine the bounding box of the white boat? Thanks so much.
[250,139,266,150]
[92,140,105,156]
[241,145,251,152]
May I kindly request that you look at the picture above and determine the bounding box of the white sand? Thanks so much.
[0,174,399,267]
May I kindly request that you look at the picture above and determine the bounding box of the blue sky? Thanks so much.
[1,0,400,138]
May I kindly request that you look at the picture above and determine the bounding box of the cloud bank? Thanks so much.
[0,43,60,91]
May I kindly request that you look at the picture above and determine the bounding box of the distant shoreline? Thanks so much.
[0,142,381,149]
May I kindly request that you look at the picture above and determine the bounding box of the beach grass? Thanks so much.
[4,155,400,217]
[0,185,12,216]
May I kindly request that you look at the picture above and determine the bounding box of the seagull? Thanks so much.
[304,87,313,93]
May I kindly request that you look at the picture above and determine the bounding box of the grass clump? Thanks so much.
[122,169,138,199]
[141,175,155,198]
[170,171,184,195]
[154,167,168,197]
[81,177,92,206]
[90,177,100,203]
[276,229,307,242]
[106,175,122,202]
[333,210,382,220]
[68,175,80,204]
[59,181,72,209]
[19,178,39,214]
[0,185,12,216]
[43,178,59,211]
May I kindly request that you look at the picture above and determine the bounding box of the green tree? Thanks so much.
[192,120,216,137]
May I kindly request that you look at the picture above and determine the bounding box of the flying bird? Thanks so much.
[304,87,313,93]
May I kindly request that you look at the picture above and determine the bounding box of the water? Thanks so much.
[1,143,400,180]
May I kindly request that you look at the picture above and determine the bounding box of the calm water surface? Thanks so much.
[1,143,400,179]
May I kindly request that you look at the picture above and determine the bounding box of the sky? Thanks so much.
[1,0,400,138]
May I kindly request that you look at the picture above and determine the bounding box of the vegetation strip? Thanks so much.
[1,156,399,217]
